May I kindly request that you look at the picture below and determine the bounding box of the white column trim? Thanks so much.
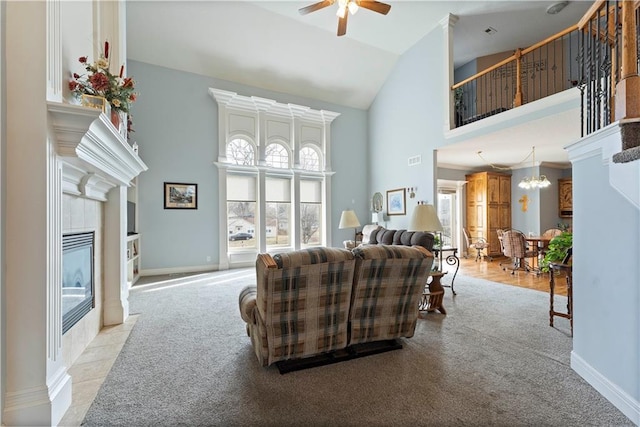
[46,0,61,102]
[440,13,459,133]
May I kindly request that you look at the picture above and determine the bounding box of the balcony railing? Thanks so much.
[452,0,640,151]
[452,26,581,127]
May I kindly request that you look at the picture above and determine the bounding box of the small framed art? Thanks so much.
[164,182,198,209]
[386,188,406,216]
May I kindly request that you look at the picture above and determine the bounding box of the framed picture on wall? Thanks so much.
[386,188,406,216]
[164,182,198,209]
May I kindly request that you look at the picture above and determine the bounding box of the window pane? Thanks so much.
[265,143,289,169]
[300,203,322,247]
[227,202,256,249]
[300,146,320,171]
[438,192,454,247]
[227,139,255,165]
[266,202,290,248]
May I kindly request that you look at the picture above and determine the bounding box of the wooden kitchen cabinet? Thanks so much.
[466,171,512,257]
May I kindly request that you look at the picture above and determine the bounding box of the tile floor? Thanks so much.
[58,315,138,426]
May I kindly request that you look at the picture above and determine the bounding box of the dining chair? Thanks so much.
[501,229,537,275]
[542,228,563,239]
[539,228,563,258]
[462,228,491,262]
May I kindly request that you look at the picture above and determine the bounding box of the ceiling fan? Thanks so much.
[298,0,391,37]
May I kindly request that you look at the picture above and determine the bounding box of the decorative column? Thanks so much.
[440,13,458,132]
[104,185,129,325]
[4,2,72,424]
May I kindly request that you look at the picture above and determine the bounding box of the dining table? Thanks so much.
[525,235,553,269]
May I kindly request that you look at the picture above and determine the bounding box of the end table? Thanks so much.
[419,271,447,315]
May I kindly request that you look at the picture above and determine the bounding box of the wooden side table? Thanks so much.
[419,271,447,315]
[549,262,573,336]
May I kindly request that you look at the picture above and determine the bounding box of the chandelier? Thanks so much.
[518,146,551,190]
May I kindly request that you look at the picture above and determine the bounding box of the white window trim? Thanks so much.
[210,88,339,268]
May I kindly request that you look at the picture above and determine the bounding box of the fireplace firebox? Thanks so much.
[62,232,95,334]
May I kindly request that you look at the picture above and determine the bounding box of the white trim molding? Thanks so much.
[47,102,148,189]
[572,352,640,425]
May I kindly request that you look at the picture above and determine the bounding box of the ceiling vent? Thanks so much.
[546,1,569,15]
[484,27,497,35]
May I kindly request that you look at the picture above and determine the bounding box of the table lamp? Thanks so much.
[408,202,443,269]
[339,209,361,244]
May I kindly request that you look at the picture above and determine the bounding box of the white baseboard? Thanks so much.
[571,351,640,426]
[140,264,220,277]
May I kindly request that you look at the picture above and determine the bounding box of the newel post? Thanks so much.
[614,1,640,126]
[513,48,523,107]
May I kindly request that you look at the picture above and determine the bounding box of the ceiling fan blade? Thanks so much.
[337,12,348,36]
[299,0,334,15]
[358,1,391,15]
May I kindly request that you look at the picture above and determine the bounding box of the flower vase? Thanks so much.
[110,110,121,129]
[110,110,128,139]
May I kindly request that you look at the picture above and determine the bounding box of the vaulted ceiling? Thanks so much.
[126,1,592,168]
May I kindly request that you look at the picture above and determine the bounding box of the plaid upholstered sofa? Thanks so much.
[239,245,434,367]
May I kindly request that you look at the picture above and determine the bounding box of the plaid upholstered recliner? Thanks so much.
[349,245,433,344]
[239,247,357,367]
[239,245,434,367]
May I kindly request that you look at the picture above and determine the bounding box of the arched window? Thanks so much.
[211,88,338,260]
[265,142,289,169]
[300,146,320,171]
[226,138,255,165]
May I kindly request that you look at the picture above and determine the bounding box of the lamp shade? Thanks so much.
[408,204,443,232]
[339,210,360,229]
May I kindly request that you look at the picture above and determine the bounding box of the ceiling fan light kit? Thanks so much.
[546,1,569,15]
[299,0,391,37]
[336,0,359,17]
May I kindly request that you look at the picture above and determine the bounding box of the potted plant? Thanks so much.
[540,231,572,273]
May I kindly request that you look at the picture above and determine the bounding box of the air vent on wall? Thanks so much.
[408,155,421,166]
[484,27,497,35]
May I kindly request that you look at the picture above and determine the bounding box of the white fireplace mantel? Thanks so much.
[47,102,148,200]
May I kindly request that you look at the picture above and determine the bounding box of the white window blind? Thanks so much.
[227,175,256,201]
[266,177,291,202]
[300,180,321,203]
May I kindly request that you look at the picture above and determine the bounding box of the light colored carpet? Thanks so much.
[81,269,633,426]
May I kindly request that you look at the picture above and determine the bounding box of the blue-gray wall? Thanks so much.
[129,60,368,271]
[511,166,571,234]
[454,59,477,83]
[368,26,444,229]
[569,140,639,423]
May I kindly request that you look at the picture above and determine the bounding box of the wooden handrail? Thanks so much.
[452,55,517,89]
[578,0,607,29]
[521,25,578,55]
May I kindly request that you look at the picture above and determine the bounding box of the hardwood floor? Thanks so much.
[446,253,568,296]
